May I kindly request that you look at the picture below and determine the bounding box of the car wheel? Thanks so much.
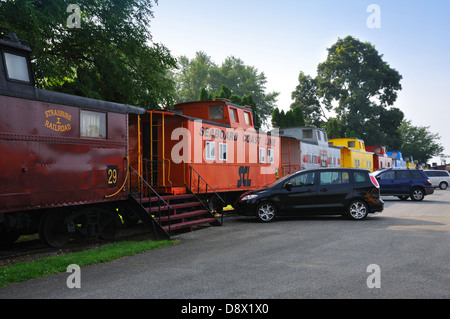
[410,188,425,201]
[397,196,409,200]
[439,182,448,190]
[256,202,276,222]
[347,200,368,220]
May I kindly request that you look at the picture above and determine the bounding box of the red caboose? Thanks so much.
[130,100,280,208]
[366,146,393,170]
[0,35,145,246]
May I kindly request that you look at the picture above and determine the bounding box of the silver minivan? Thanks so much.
[424,170,450,190]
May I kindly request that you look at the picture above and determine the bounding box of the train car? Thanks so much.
[278,134,301,176]
[136,100,281,208]
[328,138,374,172]
[387,150,407,168]
[279,127,341,172]
[366,146,393,170]
[0,34,146,247]
[403,155,417,168]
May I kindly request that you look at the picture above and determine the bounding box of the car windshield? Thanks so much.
[266,171,300,188]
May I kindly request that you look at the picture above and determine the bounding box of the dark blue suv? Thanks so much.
[372,168,434,201]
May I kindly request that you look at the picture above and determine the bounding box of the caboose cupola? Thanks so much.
[0,33,34,91]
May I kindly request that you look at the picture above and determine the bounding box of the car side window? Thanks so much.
[289,172,316,187]
[397,171,411,179]
[379,171,395,180]
[410,171,424,179]
[353,172,367,183]
[319,171,349,185]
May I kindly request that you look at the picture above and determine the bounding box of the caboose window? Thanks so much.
[302,129,313,139]
[209,105,223,120]
[80,110,106,138]
[348,141,356,148]
[219,143,227,161]
[229,108,237,122]
[244,112,251,125]
[205,141,215,160]
[267,149,274,163]
[3,52,30,83]
[259,147,266,163]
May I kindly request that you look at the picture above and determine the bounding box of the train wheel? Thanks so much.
[98,210,119,240]
[40,209,73,248]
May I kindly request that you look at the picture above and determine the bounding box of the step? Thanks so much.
[157,210,209,222]
[148,201,202,213]
[133,193,195,204]
[162,218,218,232]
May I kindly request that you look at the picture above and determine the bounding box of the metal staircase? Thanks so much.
[127,166,224,239]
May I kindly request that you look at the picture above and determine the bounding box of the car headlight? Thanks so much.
[242,194,258,201]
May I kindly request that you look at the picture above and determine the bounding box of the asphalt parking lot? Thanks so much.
[1,190,449,299]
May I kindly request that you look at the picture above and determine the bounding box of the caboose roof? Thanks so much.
[173,100,256,130]
[0,34,146,115]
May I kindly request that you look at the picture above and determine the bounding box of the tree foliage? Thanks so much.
[290,71,324,127]
[271,106,305,129]
[398,120,443,163]
[315,36,403,145]
[0,0,177,108]
[173,52,279,127]
[291,36,405,147]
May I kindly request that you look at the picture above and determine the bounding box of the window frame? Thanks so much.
[205,141,216,161]
[259,147,266,163]
[80,109,107,139]
[219,142,227,161]
[2,50,32,84]
[267,148,274,163]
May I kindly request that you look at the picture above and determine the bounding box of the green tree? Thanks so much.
[271,108,281,127]
[198,86,212,101]
[316,36,403,145]
[174,53,278,127]
[0,0,177,108]
[398,120,443,163]
[176,52,213,103]
[326,118,341,139]
[291,71,325,127]
[270,106,304,129]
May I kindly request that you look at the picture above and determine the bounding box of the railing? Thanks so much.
[129,165,173,233]
[188,166,226,225]
[281,164,301,177]
[142,159,172,188]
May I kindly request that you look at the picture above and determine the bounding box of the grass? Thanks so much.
[0,239,176,288]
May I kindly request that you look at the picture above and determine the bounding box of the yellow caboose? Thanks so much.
[328,138,374,172]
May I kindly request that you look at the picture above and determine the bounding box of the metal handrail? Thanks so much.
[129,165,172,233]
[188,166,226,225]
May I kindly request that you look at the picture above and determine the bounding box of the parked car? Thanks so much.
[235,168,384,222]
[372,168,434,201]
[424,170,450,190]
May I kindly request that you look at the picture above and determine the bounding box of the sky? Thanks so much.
[150,0,450,165]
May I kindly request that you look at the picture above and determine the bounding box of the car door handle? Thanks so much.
[320,188,328,192]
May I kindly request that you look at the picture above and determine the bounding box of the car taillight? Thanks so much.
[369,174,379,188]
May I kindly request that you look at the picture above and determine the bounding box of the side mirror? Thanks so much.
[284,182,293,190]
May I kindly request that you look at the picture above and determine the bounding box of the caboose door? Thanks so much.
[142,121,159,187]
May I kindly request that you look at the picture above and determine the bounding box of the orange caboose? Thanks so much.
[130,100,280,207]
